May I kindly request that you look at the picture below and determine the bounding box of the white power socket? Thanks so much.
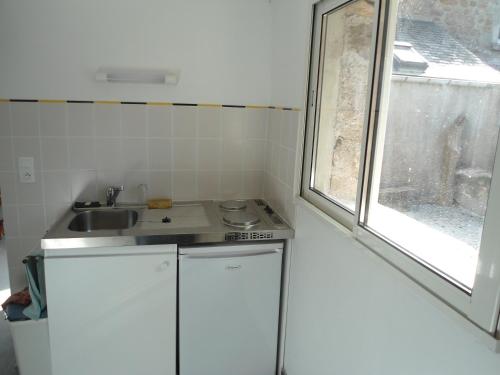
[18,157,35,183]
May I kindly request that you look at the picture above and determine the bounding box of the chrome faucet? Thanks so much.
[106,185,124,207]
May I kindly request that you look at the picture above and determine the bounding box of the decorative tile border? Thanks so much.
[0,98,300,111]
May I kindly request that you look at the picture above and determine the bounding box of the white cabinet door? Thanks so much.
[45,245,177,375]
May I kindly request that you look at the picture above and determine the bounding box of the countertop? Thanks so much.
[41,200,294,250]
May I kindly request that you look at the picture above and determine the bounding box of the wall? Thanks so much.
[269,0,500,373]
[380,79,500,210]
[0,100,274,290]
[0,0,276,290]
[0,0,271,105]
[263,108,299,225]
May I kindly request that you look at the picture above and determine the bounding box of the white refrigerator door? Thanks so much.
[45,245,177,375]
[179,243,283,375]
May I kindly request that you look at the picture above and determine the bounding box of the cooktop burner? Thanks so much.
[219,200,247,211]
[222,211,260,228]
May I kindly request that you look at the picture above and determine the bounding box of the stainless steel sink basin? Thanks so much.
[68,210,138,232]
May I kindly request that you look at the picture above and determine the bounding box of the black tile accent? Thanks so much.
[120,101,147,105]
[67,100,94,103]
[172,103,198,106]
[222,104,245,108]
[10,99,38,103]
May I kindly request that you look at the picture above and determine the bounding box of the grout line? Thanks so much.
[3,98,302,111]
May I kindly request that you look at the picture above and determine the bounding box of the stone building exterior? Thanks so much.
[399,0,500,69]
[320,0,500,219]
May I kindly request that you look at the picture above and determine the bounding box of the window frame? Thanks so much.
[302,0,500,338]
[301,0,382,230]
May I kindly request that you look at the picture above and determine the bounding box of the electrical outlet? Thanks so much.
[18,157,35,183]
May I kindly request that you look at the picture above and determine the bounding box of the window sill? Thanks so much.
[296,196,500,353]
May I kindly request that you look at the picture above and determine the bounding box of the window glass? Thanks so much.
[310,0,375,211]
[365,0,500,290]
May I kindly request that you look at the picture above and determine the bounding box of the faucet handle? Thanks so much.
[106,185,124,194]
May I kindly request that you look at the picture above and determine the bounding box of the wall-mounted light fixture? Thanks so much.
[95,67,180,85]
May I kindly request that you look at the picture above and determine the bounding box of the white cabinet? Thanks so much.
[44,245,177,375]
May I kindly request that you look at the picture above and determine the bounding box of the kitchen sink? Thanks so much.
[68,210,139,232]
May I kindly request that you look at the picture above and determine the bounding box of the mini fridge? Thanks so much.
[179,242,283,375]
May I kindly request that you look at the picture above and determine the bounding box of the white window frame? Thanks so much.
[302,0,500,339]
[301,0,381,230]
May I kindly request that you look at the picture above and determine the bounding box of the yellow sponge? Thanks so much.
[147,198,173,209]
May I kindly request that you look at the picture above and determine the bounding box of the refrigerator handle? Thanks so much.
[181,248,282,259]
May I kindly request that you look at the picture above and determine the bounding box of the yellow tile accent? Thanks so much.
[39,99,66,104]
[198,103,222,108]
[147,102,173,106]
[95,100,121,104]
[0,99,9,103]
[246,105,268,109]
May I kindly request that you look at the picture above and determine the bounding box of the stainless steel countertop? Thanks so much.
[41,200,294,250]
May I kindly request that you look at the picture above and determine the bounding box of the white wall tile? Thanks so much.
[172,171,197,201]
[0,172,18,204]
[197,171,221,200]
[278,146,288,183]
[221,171,243,199]
[270,146,279,177]
[221,140,243,171]
[95,138,122,170]
[0,103,12,137]
[122,104,147,137]
[45,204,69,230]
[148,171,172,198]
[42,170,71,204]
[197,139,221,171]
[71,170,97,201]
[0,138,14,171]
[11,102,39,137]
[243,170,263,198]
[268,109,283,144]
[95,104,121,137]
[148,105,172,138]
[173,139,196,170]
[13,137,41,170]
[244,139,266,170]
[67,103,94,136]
[41,137,68,170]
[68,137,96,169]
[2,206,19,238]
[285,110,299,150]
[286,149,296,188]
[40,103,67,136]
[122,171,149,203]
[18,205,45,238]
[122,138,148,170]
[245,108,268,139]
[197,107,221,138]
[173,106,197,138]
[149,139,172,170]
[222,107,245,139]
[16,175,43,205]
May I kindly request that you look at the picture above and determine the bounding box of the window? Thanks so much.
[302,0,377,226]
[303,0,500,336]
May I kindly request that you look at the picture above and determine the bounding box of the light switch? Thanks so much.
[18,157,35,183]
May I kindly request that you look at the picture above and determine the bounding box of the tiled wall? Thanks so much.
[0,100,277,289]
[263,108,300,226]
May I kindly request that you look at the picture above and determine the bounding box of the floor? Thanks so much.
[0,241,19,375]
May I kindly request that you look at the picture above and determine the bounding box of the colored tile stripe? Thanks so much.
[0,98,300,111]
